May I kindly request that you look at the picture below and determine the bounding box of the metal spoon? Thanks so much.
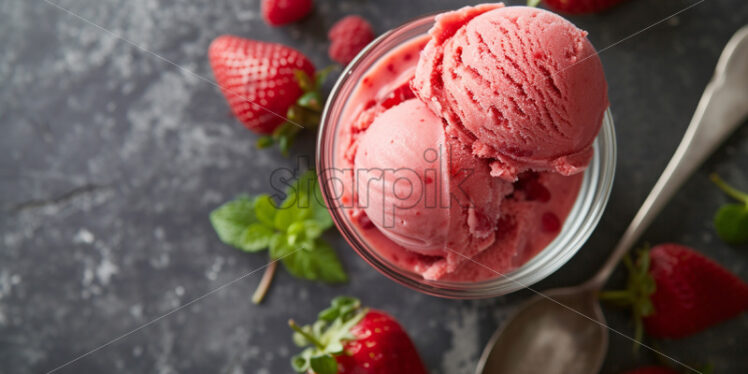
[477,25,748,374]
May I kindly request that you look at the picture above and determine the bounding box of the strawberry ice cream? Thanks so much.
[413,5,608,180]
[330,4,607,281]
[355,99,510,279]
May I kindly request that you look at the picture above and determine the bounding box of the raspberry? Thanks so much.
[328,16,375,65]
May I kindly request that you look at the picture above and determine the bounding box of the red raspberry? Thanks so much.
[328,16,375,65]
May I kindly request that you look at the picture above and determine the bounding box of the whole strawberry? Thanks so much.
[209,35,332,154]
[262,0,313,26]
[602,243,748,340]
[328,16,375,65]
[621,367,680,374]
[529,0,627,14]
[290,296,427,374]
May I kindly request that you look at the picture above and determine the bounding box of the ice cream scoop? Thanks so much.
[354,99,450,252]
[413,4,608,180]
[354,99,511,278]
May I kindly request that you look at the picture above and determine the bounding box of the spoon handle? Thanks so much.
[588,28,748,288]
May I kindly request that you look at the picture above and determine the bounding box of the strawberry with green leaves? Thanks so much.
[210,170,346,303]
[711,174,748,244]
[290,297,428,374]
[209,35,333,155]
[601,243,748,340]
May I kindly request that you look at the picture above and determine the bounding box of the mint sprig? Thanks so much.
[256,66,337,156]
[209,170,346,303]
[710,173,748,245]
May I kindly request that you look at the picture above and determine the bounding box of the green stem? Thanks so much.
[711,173,748,204]
[288,320,326,350]
[599,290,634,302]
[632,309,643,355]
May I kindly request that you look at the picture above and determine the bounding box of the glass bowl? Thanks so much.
[316,14,616,299]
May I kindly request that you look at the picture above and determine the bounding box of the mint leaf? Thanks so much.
[238,224,275,252]
[254,195,277,227]
[210,196,258,248]
[286,221,319,251]
[282,239,347,283]
[212,171,347,302]
[269,233,293,260]
[275,198,311,231]
[285,170,316,203]
[312,194,333,231]
[300,220,324,239]
[309,355,338,374]
[289,170,333,230]
[715,204,748,244]
[276,170,325,230]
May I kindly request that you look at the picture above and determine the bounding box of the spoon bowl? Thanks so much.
[477,287,607,374]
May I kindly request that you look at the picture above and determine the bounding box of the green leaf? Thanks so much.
[209,196,258,248]
[275,199,309,231]
[254,195,277,227]
[256,136,274,149]
[332,296,359,308]
[294,70,315,92]
[291,352,310,372]
[286,220,320,251]
[269,233,294,260]
[313,197,333,231]
[318,306,340,322]
[303,220,324,239]
[287,170,333,230]
[278,135,290,157]
[298,91,323,112]
[714,204,748,244]
[314,65,337,90]
[238,223,275,252]
[326,341,344,355]
[527,0,541,7]
[309,354,338,374]
[285,107,302,126]
[281,239,347,283]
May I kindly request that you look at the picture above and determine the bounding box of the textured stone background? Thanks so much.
[1,0,747,373]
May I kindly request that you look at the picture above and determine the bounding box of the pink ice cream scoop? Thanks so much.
[412,4,609,181]
[354,99,511,278]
